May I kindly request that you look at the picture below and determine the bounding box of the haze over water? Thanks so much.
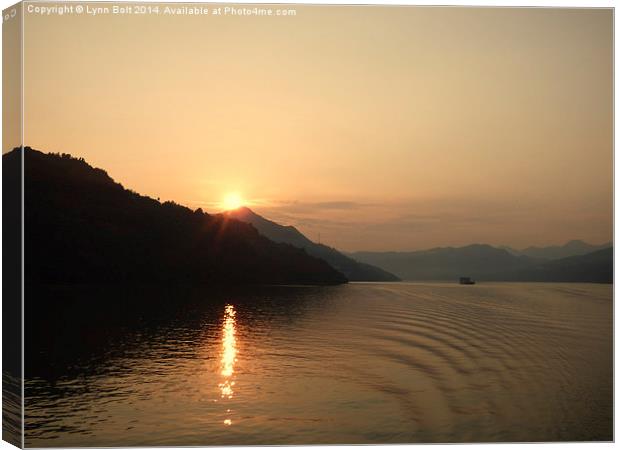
[24,282,612,446]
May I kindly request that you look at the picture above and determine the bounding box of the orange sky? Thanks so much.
[11,4,613,251]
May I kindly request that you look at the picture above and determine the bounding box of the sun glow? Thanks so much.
[222,193,244,211]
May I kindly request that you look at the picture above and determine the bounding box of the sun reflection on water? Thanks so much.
[218,304,237,426]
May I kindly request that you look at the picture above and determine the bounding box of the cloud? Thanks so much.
[264,200,373,215]
[244,194,611,252]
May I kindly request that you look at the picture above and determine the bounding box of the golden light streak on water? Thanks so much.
[218,304,237,426]
[221,305,237,377]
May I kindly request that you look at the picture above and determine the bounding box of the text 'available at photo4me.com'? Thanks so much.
[20,3,298,18]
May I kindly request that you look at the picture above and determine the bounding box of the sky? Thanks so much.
[12,5,613,251]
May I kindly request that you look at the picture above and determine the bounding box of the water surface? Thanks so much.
[25,282,612,446]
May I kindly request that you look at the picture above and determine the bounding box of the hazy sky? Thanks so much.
[16,5,612,251]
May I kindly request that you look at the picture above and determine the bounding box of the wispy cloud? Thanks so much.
[245,194,610,252]
[262,200,374,215]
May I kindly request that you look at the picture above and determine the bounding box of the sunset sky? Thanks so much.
[13,5,613,251]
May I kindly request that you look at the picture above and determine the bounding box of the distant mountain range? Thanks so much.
[351,244,532,281]
[351,243,613,283]
[501,240,612,260]
[492,247,612,283]
[225,207,399,282]
[13,148,347,286]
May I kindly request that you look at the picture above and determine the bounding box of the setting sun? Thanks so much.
[222,193,244,211]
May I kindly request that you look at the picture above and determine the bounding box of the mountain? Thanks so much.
[505,240,612,260]
[13,147,347,285]
[225,207,399,282]
[351,244,612,283]
[350,244,533,281]
[489,248,613,283]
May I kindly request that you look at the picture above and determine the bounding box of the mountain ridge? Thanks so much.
[225,207,400,282]
[14,147,347,286]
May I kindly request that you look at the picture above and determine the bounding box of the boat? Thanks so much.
[459,277,476,285]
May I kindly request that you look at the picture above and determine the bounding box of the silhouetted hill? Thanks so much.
[505,240,612,260]
[225,207,399,282]
[351,244,612,283]
[13,147,347,285]
[351,244,533,281]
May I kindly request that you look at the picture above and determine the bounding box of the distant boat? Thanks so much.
[459,277,476,285]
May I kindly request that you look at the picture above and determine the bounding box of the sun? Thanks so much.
[222,192,244,211]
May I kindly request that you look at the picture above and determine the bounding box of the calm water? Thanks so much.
[24,282,612,446]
